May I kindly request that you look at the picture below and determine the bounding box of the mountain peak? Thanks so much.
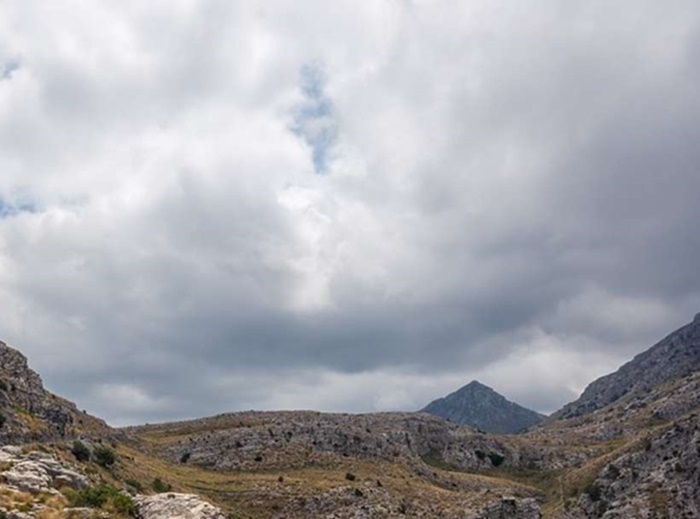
[421,381,544,434]
[462,380,489,390]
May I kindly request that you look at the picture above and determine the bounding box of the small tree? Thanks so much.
[72,440,91,462]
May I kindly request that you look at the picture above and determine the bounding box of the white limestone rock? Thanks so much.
[136,492,226,519]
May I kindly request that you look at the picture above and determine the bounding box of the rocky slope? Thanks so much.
[554,314,700,419]
[0,340,111,446]
[532,368,700,518]
[421,380,545,433]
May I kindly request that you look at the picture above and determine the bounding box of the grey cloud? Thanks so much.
[1,1,700,424]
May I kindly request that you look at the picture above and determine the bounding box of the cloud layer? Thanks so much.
[2,1,700,425]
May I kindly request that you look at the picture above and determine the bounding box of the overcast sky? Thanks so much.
[2,1,700,426]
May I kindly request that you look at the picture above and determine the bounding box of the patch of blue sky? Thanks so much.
[291,63,338,174]
[0,197,38,219]
[1,60,21,81]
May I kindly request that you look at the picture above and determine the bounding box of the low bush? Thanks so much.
[93,445,116,467]
[71,440,91,462]
[487,452,505,467]
[152,478,172,493]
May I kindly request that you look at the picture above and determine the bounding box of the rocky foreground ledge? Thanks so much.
[0,445,227,519]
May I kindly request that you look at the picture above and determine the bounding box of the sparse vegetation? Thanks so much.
[63,483,136,517]
[93,445,116,467]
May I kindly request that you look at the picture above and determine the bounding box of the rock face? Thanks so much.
[421,381,545,434]
[0,340,110,445]
[563,411,700,518]
[554,315,700,419]
[136,493,226,519]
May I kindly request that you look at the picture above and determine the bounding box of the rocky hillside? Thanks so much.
[128,412,547,518]
[127,409,590,474]
[535,367,700,517]
[554,314,700,419]
[0,340,111,444]
[421,380,545,433]
[6,312,700,517]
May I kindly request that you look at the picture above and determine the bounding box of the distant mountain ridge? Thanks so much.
[553,313,700,419]
[420,380,545,434]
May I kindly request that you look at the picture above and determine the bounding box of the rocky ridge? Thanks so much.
[421,380,545,434]
[554,314,700,419]
[0,340,110,445]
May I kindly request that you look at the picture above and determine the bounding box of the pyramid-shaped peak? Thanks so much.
[421,380,544,434]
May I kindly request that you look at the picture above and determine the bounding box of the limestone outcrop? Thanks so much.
[135,493,226,519]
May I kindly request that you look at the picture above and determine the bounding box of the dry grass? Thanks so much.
[96,441,539,518]
[0,486,67,516]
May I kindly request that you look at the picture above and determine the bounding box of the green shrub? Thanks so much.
[152,478,172,493]
[93,445,116,467]
[64,484,136,516]
[110,491,138,515]
[584,481,603,502]
[487,452,505,467]
[71,440,91,462]
[0,379,8,392]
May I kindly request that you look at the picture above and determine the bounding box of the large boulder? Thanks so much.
[135,493,226,519]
